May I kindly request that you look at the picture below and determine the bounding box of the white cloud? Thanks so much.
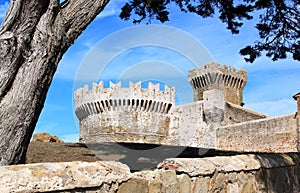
[245,99,297,117]
[233,55,300,73]
[44,104,66,111]
[233,55,300,117]
[60,133,79,142]
[73,25,214,85]
[34,123,60,134]
[242,64,300,109]
[97,0,126,19]
[55,49,89,81]
[0,1,9,19]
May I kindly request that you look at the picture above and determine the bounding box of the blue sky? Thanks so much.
[0,1,299,142]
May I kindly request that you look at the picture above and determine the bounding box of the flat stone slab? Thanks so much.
[0,161,132,192]
[158,153,300,177]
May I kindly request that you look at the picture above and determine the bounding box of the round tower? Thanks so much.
[188,62,247,106]
[74,81,175,144]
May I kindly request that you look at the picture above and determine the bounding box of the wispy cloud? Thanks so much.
[233,55,300,73]
[34,123,60,134]
[73,25,214,86]
[60,133,79,142]
[246,99,296,116]
[0,1,9,19]
[55,48,89,81]
[44,104,66,111]
[97,0,126,19]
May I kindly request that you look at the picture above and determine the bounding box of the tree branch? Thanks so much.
[0,0,22,35]
[53,0,110,52]
[0,0,50,101]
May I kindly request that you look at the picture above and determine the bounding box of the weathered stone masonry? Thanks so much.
[75,81,175,145]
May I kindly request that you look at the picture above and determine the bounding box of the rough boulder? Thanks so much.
[32,133,64,143]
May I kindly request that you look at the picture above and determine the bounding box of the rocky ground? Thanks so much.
[27,133,106,163]
[28,133,236,170]
[26,142,179,170]
[26,142,102,163]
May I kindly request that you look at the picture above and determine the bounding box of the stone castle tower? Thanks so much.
[188,62,247,106]
[74,81,175,143]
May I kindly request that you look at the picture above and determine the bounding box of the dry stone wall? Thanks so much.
[1,153,300,192]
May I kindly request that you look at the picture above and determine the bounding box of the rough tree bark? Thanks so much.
[0,0,110,165]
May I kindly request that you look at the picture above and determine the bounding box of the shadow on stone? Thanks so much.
[85,142,245,171]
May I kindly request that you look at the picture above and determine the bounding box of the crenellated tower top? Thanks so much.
[74,81,175,121]
[188,62,247,106]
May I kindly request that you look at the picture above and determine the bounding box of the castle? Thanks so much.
[74,62,300,152]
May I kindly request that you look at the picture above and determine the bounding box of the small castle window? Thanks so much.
[141,99,144,107]
[166,103,172,113]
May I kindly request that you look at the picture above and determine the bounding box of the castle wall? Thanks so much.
[170,101,206,146]
[75,81,299,153]
[2,154,300,192]
[296,96,300,116]
[217,114,300,152]
[74,64,299,153]
[222,102,267,126]
[80,112,171,145]
[75,82,227,148]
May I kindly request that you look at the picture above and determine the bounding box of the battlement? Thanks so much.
[188,62,247,90]
[74,81,175,121]
[188,62,247,105]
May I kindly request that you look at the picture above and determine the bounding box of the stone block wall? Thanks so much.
[171,101,206,146]
[1,153,300,192]
[80,112,171,145]
[217,114,300,152]
[222,102,266,126]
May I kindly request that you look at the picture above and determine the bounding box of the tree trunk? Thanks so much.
[0,0,109,165]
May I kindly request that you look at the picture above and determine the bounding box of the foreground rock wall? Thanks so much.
[1,153,300,192]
